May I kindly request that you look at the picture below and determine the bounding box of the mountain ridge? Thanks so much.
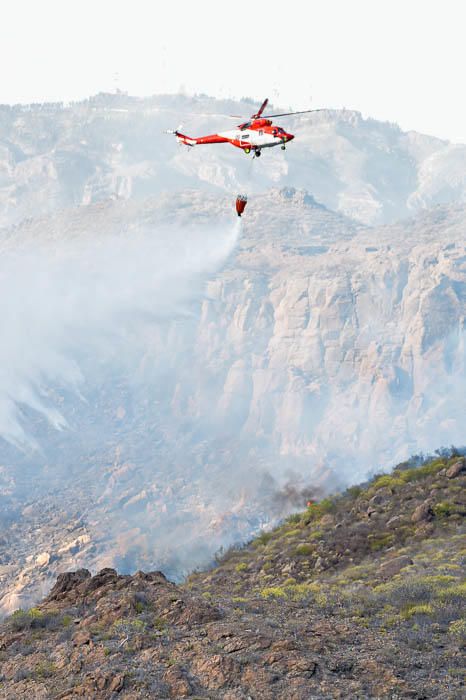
[2,93,466,228]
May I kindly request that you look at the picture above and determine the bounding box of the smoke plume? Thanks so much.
[0,220,240,447]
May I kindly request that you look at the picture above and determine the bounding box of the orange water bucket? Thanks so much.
[235,194,248,217]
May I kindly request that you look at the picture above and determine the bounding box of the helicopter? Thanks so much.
[166,98,323,157]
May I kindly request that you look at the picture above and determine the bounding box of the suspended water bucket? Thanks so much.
[235,194,248,217]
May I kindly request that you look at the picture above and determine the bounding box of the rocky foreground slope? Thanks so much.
[0,452,464,699]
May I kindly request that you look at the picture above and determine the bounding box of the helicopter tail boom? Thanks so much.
[168,130,229,147]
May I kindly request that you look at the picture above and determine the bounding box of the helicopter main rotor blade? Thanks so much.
[262,108,326,118]
[252,98,269,119]
[175,112,243,120]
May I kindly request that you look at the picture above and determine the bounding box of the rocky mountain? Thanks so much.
[1,93,466,228]
[0,453,464,699]
[1,94,465,617]
[0,189,465,617]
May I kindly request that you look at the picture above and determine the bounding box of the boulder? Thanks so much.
[369,487,393,505]
[85,568,118,592]
[379,555,413,579]
[46,569,91,601]
[414,522,435,538]
[72,631,92,647]
[108,675,125,693]
[411,500,434,523]
[57,534,91,556]
[35,552,51,568]
[386,515,403,529]
[446,459,465,479]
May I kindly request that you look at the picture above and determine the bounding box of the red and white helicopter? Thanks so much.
[167,98,323,157]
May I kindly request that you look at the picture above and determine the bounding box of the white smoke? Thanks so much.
[0,220,241,447]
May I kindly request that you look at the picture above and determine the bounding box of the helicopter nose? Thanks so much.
[283,133,294,142]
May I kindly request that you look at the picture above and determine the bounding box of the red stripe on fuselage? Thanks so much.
[192,134,230,145]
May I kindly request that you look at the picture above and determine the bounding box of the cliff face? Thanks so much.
[3,188,464,478]
[183,191,466,480]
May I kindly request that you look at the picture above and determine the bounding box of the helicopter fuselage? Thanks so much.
[174,118,294,154]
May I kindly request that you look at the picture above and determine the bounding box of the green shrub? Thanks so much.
[286,513,302,525]
[448,619,466,639]
[345,564,373,581]
[35,661,56,678]
[8,607,62,632]
[111,617,146,639]
[433,502,455,518]
[154,617,167,632]
[394,459,445,483]
[261,587,286,599]
[235,562,248,572]
[419,575,458,586]
[283,582,327,604]
[9,609,29,631]
[437,582,466,601]
[284,528,302,538]
[401,603,433,620]
[295,543,314,556]
[372,574,463,623]
[254,531,273,546]
[372,475,404,491]
[345,485,363,499]
[368,533,394,551]
[302,497,336,524]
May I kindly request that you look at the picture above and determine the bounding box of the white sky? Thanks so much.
[2,0,466,141]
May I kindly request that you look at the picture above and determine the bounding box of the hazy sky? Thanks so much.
[2,0,465,141]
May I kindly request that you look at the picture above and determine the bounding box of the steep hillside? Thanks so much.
[1,94,466,227]
[1,191,465,616]
[0,453,464,699]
